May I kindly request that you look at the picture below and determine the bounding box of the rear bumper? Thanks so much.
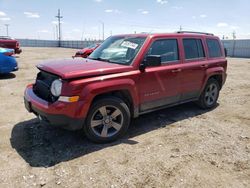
[24,85,84,130]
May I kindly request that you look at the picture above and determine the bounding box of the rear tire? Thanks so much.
[197,78,220,109]
[84,96,131,143]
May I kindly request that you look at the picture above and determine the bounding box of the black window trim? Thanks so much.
[183,38,206,61]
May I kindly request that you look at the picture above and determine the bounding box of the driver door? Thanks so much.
[138,38,182,112]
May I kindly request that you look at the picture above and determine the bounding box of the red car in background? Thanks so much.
[73,43,100,58]
[0,36,22,54]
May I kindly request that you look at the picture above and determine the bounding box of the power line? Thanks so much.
[55,9,63,46]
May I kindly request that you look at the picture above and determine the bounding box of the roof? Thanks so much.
[114,31,217,38]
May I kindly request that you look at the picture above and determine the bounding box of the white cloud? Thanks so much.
[137,9,149,15]
[192,16,196,19]
[156,0,168,4]
[217,22,228,27]
[94,0,102,2]
[105,9,113,13]
[24,12,40,18]
[142,11,149,14]
[200,14,207,18]
[0,11,6,17]
[0,17,11,21]
[172,6,183,10]
[104,9,120,14]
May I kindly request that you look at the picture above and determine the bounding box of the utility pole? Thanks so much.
[179,25,182,31]
[55,9,63,47]
[4,24,9,36]
[232,31,236,39]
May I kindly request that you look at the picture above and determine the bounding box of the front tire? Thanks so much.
[84,97,131,143]
[197,78,220,109]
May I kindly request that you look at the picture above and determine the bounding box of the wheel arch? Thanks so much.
[201,67,225,92]
[78,79,139,118]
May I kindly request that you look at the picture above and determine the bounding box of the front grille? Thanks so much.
[33,71,59,102]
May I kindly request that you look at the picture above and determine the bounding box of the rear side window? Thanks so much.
[183,39,205,59]
[147,39,179,63]
[206,39,222,58]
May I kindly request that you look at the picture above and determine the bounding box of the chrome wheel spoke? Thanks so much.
[111,122,122,130]
[91,120,102,127]
[111,109,121,119]
[99,106,107,117]
[101,125,108,137]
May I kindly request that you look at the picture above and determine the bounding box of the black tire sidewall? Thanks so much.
[84,97,131,143]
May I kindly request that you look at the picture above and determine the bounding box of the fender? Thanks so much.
[200,66,226,94]
[76,78,139,118]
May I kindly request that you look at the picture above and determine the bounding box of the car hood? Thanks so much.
[37,58,133,79]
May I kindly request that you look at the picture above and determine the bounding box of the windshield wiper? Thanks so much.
[88,57,111,62]
[89,57,129,65]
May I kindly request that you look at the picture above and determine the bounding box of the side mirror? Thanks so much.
[139,55,161,71]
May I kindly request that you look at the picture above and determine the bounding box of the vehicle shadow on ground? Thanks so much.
[0,73,16,80]
[10,102,217,167]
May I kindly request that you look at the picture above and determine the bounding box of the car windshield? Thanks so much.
[88,36,146,65]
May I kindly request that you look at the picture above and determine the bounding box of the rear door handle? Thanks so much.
[171,68,182,73]
[200,64,208,68]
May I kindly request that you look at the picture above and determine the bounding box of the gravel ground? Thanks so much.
[0,47,249,188]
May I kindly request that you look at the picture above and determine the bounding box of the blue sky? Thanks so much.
[0,0,249,40]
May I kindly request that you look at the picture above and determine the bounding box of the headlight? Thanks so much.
[50,79,62,97]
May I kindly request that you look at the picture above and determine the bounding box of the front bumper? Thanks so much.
[24,85,84,130]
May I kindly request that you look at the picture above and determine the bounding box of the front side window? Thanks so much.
[88,36,146,65]
[146,39,179,63]
[183,39,205,60]
[206,39,222,58]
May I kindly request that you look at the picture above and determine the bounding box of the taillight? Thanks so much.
[16,42,19,48]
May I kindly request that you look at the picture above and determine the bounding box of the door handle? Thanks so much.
[171,68,182,73]
[200,64,208,68]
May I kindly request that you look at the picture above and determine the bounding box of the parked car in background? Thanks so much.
[24,31,227,143]
[73,43,100,58]
[0,47,18,74]
[0,36,22,54]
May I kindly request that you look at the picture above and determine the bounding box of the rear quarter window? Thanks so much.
[206,39,223,58]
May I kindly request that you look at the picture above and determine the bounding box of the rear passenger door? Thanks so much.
[180,38,207,101]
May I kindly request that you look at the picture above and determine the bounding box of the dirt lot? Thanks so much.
[0,47,249,188]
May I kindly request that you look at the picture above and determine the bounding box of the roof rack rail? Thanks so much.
[176,31,214,36]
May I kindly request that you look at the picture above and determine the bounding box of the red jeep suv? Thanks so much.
[24,31,227,143]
